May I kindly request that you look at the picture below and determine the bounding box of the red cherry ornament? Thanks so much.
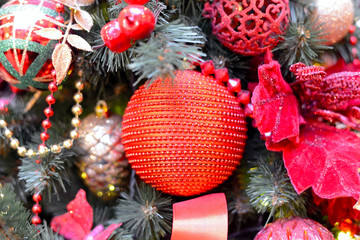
[124,0,150,4]
[101,20,132,53]
[118,5,155,40]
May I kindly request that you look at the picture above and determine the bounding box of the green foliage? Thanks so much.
[246,152,307,222]
[112,182,172,240]
[37,222,65,240]
[0,183,37,239]
[129,20,205,86]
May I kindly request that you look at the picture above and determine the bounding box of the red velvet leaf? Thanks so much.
[283,121,360,200]
[313,194,360,225]
[94,223,122,240]
[51,189,93,240]
[251,60,300,149]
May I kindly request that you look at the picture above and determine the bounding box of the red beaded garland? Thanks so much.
[31,215,42,225]
[55,16,64,24]
[40,132,50,141]
[32,193,42,202]
[42,119,52,129]
[45,95,56,105]
[55,3,64,13]
[48,82,58,92]
[32,204,42,214]
[122,70,247,196]
[44,107,54,117]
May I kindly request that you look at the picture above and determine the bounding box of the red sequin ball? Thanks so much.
[203,0,290,56]
[122,70,247,196]
[255,217,335,240]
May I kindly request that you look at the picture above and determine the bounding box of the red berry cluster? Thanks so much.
[101,1,155,53]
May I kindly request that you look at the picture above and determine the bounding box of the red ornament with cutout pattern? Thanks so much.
[124,0,150,4]
[255,217,335,239]
[118,5,155,40]
[203,0,290,56]
[122,70,247,196]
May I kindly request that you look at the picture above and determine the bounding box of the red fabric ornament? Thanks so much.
[254,217,335,239]
[51,189,121,240]
[283,121,360,200]
[171,193,228,240]
[118,5,155,41]
[101,20,132,53]
[122,70,247,196]
[251,60,300,150]
[203,0,289,56]
[0,0,65,89]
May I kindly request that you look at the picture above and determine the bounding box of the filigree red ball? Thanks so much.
[203,0,290,56]
[255,217,335,240]
[122,70,247,196]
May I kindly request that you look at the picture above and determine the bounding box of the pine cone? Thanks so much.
[77,113,130,200]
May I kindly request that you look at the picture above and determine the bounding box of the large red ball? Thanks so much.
[255,217,335,240]
[122,70,247,196]
[0,0,66,89]
[118,5,155,40]
[203,0,290,56]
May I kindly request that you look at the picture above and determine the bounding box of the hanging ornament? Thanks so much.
[100,20,132,53]
[254,217,335,239]
[203,0,290,56]
[124,0,150,4]
[313,0,354,45]
[0,0,66,89]
[77,101,130,200]
[122,68,248,196]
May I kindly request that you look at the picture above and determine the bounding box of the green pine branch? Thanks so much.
[0,183,37,240]
[129,20,205,86]
[111,182,172,240]
[246,152,307,222]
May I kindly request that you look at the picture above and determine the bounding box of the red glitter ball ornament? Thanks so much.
[255,217,335,240]
[203,0,290,56]
[122,70,247,196]
[0,0,66,90]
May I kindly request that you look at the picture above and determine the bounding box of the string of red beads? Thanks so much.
[349,25,360,66]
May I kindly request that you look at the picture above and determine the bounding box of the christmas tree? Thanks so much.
[1,0,360,239]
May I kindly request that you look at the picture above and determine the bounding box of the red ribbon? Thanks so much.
[171,193,228,240]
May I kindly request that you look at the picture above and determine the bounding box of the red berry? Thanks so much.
[31,215,41,225]
[118,5,155,40]
[32,193,42,202]
[55,16,64,24]
[101,20,132,53]
[32,204,42,214]
[44,107,54,117]
[40,132,49,141]
[42,119,52,129]
[55,3,64,13]
[124,0,150,4]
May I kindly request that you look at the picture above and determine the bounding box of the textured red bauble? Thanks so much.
[118,5,155,40]
[255,217,335,240]
[101,20,132,53]
[122,70,247,196]
[124,0,150,4]
[203,0,290,56]
[0,0,66,89]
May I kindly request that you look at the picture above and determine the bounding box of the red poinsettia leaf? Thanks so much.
[251,60,300,149]
[94,223,122,240]
[283,121,360,200]
[51,189,93,239]
[313,194,360,225]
